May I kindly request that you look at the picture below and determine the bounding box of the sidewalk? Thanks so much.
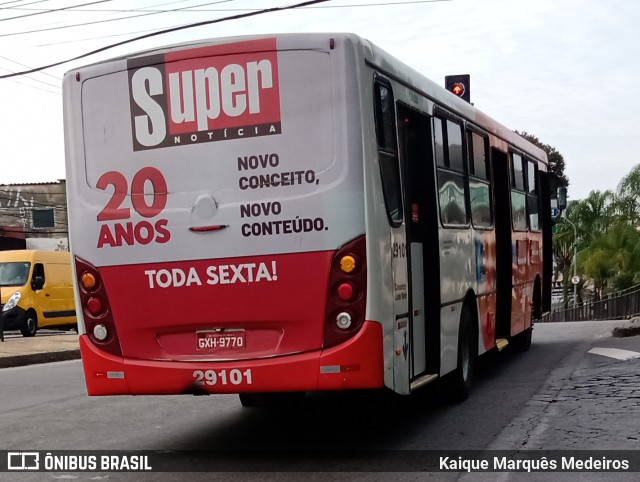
[0,330,80,368]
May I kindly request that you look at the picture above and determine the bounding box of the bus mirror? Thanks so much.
[556,186,567,210]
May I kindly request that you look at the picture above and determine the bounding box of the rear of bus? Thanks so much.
[63,34,384,396]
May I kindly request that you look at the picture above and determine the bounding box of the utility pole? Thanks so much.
[562,217,578,308]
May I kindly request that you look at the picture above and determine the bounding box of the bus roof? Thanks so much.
[65,32,548,164]
[361,36,548,164]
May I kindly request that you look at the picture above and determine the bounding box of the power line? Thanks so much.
[0,0,332,79]
[0,54,60,80]
[2,0,213,38]
[0,51,63,93]
[0,64,62,91]
[6,0,449,12]
[0,189,67,194]
[0,195,68,208]
[0,0,113,22]
[34,25,165,47]
[0,193,69,209]
[2,0,188,12]
[0,203,69,217]
[3,77,60,95]
[0,0,53,9]
[0,0,236,37]
[25,0,450,48]
[0,189,67,196]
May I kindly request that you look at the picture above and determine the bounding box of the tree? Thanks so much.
[553,220,575,308]
[579,247,614,300]
[570,190,615,247]
[578,220,640,296]
[516,131,569,188]
[553,204,579,308]
[614,164,640,224]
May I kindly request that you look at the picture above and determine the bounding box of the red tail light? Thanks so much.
[75,257,122,356]
[324,235,367,348]
[337,282,354,301]
[86,297,104,316]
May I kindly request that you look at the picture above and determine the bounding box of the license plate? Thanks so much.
[197,330,246,351]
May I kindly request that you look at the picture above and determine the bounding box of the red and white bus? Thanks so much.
[63,33,555,404]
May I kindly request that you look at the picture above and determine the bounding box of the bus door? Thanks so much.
[374,79,410,394]
[492,148,512,344]
[539,169,553,314]
[396,103,441,389]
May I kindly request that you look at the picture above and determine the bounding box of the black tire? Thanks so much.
[21,311,38,337]
[531,280,542,323]
[239,393,260,407]
[239,392,305,408]
[447,304,477,402]
[511,326,532,352]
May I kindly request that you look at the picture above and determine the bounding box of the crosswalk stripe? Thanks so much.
[588,347,640,361]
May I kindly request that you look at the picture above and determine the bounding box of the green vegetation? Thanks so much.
[518,132,640,306]
[558,165,640,304]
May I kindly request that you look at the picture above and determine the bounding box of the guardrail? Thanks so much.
[542,285,640,322]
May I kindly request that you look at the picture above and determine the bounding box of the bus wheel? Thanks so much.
[448,304,477,402]
[21,311,38,337]
[511,327,532,352]
[239,392,305,408]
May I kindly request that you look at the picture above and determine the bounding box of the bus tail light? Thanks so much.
[93,323,108,341]
[324,235,366,348]
[337,283,354,301]
[335,312,352,329]
[75,257,122,357]
[86,297,103,316]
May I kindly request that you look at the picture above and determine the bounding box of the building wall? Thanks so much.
[0,180,69,251]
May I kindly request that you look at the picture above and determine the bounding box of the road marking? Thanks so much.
[588,347,640,360]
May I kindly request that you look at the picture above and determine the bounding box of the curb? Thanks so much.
[612,319,640,338]
[613,325,640,337]
[0,349,81,369]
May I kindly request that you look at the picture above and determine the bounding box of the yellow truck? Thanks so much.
[0,250,77,337]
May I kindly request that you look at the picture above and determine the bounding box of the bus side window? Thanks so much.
[435,117,469,227]
[374,80,403,227]
[510,153,527,231]
[526,159,540,231]
[468,131,492,228]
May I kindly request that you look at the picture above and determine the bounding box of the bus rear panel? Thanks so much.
[64,35,383,396]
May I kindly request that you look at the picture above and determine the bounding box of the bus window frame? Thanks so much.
[433,110,471,229]
[466,127,494,230]
[525,158,541,232]
[509,151,528,232]
[373,76,403,228]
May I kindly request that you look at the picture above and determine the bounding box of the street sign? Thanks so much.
[571,276,580,285]
[551,207,559,218]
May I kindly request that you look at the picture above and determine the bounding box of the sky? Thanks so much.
[0,0,638,201]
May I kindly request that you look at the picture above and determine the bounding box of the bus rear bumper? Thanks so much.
[79,320,384,396]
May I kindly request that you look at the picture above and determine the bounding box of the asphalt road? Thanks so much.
[1,320,638,481]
